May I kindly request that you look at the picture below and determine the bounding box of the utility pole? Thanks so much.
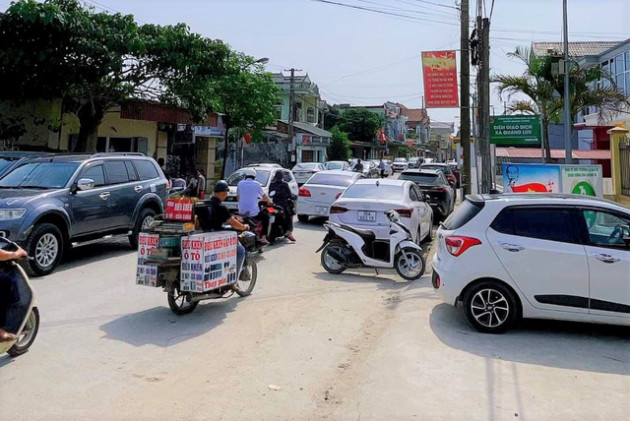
[460,0,472,196]
[562,0,572,164]
[475,0,492,194]
[286,68,301,164]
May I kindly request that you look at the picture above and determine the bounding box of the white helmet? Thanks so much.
[241,168,257,179]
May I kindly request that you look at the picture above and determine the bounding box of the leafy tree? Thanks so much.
[0,0,230,151]
[211,53,279,178]
[337,108,384,142]
[323,106,340,131]
[493,46,627,162]
[327,126,351,160]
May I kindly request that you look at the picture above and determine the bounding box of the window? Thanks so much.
[343,184,403,200]
[104,161,130,185]
[491,209,514,234]
[307,173,354,187]
[274,105,282,120]
[510,208,577,243]
[443,199,484,230]
[281,170,293,183]
[616,75,625,94]
[0,162,79,189]
[400,172,439,185]
[581,209,630,250]
[125,161,138,181]
[306,107,315,123]
[625,51,630,72]
[82,165,106,187]
[134,160,159,181]
[616,54,625,75]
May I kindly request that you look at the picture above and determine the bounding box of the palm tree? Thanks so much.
[493,46,627,162]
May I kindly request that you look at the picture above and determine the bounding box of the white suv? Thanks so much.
[432,194,630,333]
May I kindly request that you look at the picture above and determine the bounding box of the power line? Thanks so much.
[309,0,459,26]
[405,0,460,10]
[321,54,420,87]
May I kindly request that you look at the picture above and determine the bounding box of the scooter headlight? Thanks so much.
[0,208,26,220]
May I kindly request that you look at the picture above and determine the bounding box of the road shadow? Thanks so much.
[0,355,15,369]
[99,298,239,348]
[313,269,418,292]
[430,303,630,375]
[54,238,135,274]
[296,218,328,231]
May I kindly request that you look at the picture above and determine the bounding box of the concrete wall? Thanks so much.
[1,99,62,150]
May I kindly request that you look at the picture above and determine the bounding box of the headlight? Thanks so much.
[0,208,26,220]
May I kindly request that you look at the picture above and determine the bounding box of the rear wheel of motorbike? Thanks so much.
[167,287,199,315]
[394,248,425,281]
[7,307,40,357]
[234,261,257,297]
[321,244,346,274]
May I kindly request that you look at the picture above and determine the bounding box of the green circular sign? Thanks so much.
[572,181,596,197]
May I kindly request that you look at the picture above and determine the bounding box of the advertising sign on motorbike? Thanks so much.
[136,233,160,287]
[180,231,238,293]
[165,198,196,221]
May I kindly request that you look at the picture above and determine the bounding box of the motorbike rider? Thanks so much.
[353,159,364,173]
[0,246,28,342]
[270,171,297,242]
[196,181,250,281]
[237,168,272,245]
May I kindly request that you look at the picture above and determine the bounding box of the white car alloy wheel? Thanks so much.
[36,233,59,268]
[469,288,510,329]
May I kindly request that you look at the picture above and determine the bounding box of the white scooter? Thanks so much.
[0,237,40,357]
[316,210,425,280]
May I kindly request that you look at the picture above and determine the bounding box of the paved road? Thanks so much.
[1,221,628,421]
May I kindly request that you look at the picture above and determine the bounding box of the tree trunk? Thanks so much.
[75,106,103,153]
[220,120,231,179]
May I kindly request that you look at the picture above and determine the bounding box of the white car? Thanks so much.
[325,161,351,171]
[296,170,364,223]
[392,157,408,172]
[432,194,630,333]
[292,162,326,185]
[329,179,433,244]
[224,166,298,212]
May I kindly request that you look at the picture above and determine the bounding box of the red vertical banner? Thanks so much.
[422,50,459,108]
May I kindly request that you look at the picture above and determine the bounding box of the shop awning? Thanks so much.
[495,147,610,160]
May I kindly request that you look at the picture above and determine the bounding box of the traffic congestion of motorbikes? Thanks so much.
[0,154,454,358]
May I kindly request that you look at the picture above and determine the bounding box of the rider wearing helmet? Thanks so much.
[236,168,272,245]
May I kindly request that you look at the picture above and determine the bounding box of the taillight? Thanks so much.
[298,188,311,197]
[330,206,348,214]
[267,207,276,213]
[335,192,343,199]
[445,236,482,257]
[430,186,447,192]
[394,208,413,218]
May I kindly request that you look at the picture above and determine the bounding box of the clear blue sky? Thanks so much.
[3,0,629,125]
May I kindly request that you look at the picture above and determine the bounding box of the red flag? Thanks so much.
[244,133,251,144]
[511,183,549,193]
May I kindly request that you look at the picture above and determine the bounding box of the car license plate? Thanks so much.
[316,206,328,215]
[357,211,376,222]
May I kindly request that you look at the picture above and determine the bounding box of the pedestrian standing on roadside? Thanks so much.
[379,159,385,178]
[196,169,206,199]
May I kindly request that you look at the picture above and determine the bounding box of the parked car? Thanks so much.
[0,152,52,179]
[225,166,298,212]
[0,153,168,276]
[325,161,351,171]
[292,162,326,185]
[407,157,421,169]
[330,178,433,244]
[392,157,408,172]
[420,163,457,187]
[296,170,364,222]
[432,194,630,333]
[399,169,455,221]
[246,163,283,168]
[447,160,462,187]
[351,160,380,178]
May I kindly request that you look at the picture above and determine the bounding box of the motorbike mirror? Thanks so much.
[386,210,400,222]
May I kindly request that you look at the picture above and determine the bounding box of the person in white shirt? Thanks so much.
[237,168,272,244]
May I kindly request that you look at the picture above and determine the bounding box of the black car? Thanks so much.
[420,163,457,187]
[399,169,455,220]
[0,153,168,275]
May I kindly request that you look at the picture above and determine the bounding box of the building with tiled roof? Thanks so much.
[532,41,623,58]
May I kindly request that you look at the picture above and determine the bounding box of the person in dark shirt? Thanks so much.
[353,159,364,173]
[198,180,249,280]
[270,171,296,242]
